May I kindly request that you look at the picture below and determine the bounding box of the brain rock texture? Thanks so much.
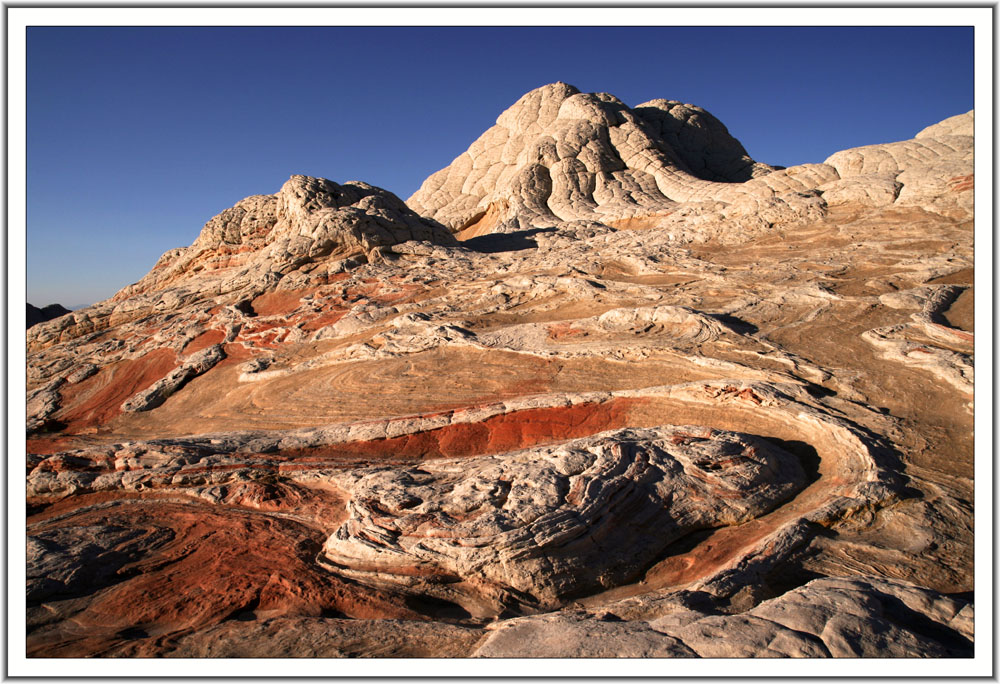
[409,83,971,243]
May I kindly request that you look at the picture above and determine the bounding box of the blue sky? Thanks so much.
[26,26,974,307]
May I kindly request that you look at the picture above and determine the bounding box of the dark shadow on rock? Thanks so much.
[234,299,257,317]
[761,437,821,486]
[804,384,836,399]
[28,419,69,438]
[706,313,758,335]
[462,228,555,254]
[403,593,472,621]
[678,589,723,615]
[116,626,149,640]
[656,527,716,557]
[719,524,833,614]
[26,502,49,517]
[27,525,176,606]
[224,595,261,622]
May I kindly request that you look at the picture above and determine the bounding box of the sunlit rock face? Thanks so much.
[117,174,458,301]
[25,84,973,659]
[408,83,971,242]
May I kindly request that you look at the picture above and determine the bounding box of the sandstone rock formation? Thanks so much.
[408,82,971,244]
[120,175,457,300]
[473,576,973,658]
[322,425,806,612]
[25,84,974,660]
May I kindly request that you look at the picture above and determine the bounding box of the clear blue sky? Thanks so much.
[26,26,974,308]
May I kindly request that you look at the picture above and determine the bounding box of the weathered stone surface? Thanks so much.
[117,175,457,300]
[322,425,805,610]
[863,285,974,404]
[27,524,174,602]
[162,618,483,658]
[120,344,226,412]
[818,175,902,207]
[476,611,696,658]
[26,378,65,432]
[408,84,971,244]
[736,577,972,657]
[25,84,973,659]
[915,110,974,139]
[474,577,971,658]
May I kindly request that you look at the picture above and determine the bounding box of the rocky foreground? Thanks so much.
[26,83,974,658]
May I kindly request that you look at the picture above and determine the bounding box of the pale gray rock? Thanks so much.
[322,425,805,609]
[631,99,777,182]
[823,117,972,214]
[915,110,973,139]
[162,617,483,658]
[27,524,173,602]
[407,83,791,234]
[744,577,972,657]
[818,175,902,207]
[65,363,99,384]
[863,285,973,401]
[656,612,831,657]
[115,175,457,301]
[26,377,66,432]
[474,577,972,658]
[475,611,696,658]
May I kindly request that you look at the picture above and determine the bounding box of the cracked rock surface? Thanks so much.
[25,83,973,658]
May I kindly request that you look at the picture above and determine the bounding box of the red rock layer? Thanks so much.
[284,399,644,462]
[26,492,425,657]
[56,349,178,433]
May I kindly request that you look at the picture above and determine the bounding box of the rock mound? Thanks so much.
[26,175,457,354]
[407,83,972,240]
[118,175,457,300]
[323,425,805,610]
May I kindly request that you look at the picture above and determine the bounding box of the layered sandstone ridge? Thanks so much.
[121,175,456,299]
[25,176,455,354]
[25,85,974,659]
[408,83,972,241]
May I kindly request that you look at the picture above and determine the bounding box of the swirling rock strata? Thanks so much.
[118,175,457,300]
[24,83,974,660]
[322,425,805,609]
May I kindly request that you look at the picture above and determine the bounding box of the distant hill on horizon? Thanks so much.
[27,302,71,328]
